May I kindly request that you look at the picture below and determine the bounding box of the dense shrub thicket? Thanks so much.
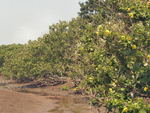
[0,18,85,80]
[0,0,150,112]
[77,0,150,112]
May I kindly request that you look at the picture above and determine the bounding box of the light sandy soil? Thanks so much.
[0,76,102,113]
[0,89,56,113]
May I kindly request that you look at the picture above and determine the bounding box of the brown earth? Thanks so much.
[0,89,56,113]
[0,76,105,113]
[1,75,150,113]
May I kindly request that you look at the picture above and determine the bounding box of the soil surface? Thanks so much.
[0,76,106,113]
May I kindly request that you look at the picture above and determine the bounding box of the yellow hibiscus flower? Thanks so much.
[129,13,134,18]
[122,107,128,112]
[89,77,93,80]
[105,30,110,35]
[121,36,126,40]
[144,87,148,92]
[98,25,102,30]
[131,45,136,49]
[96,31,99,35]
[128,37,132,40]
[128,8,131,11]
[109,88,113,92]
[147,55,150,59]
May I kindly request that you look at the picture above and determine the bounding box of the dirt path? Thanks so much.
[0,89,56,113]
[0,76,100,113]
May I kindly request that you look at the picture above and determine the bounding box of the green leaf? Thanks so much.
[121,88,125,91]
[140,109,146,113]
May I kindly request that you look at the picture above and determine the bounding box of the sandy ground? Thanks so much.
[0,89,56,113]
[0,76,101,113]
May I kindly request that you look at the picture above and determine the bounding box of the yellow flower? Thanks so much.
[128,37,132,40]
[98,25,102,30]
[128,8,131,11]
[121,36,126,40]
[112,82,116,87]
[144,87,148,92]
[89,77,93,80]
[147,2,150,6]
[105,30,110,35]
[131,45,136,49]
[96,31,99,35]
[122,107,128,112]
[109,88,112,92]
[89,77,94,81]
[129,13,134,18]
[147,55,150,59]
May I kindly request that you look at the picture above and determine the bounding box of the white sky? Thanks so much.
[0,0,86,45]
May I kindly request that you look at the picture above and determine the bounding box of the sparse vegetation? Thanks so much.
[61,86,69,91]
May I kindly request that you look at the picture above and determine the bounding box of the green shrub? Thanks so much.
[77,0,150,112]
[61,86,69,91]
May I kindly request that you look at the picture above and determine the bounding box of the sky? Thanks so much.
[0,0,87,45]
